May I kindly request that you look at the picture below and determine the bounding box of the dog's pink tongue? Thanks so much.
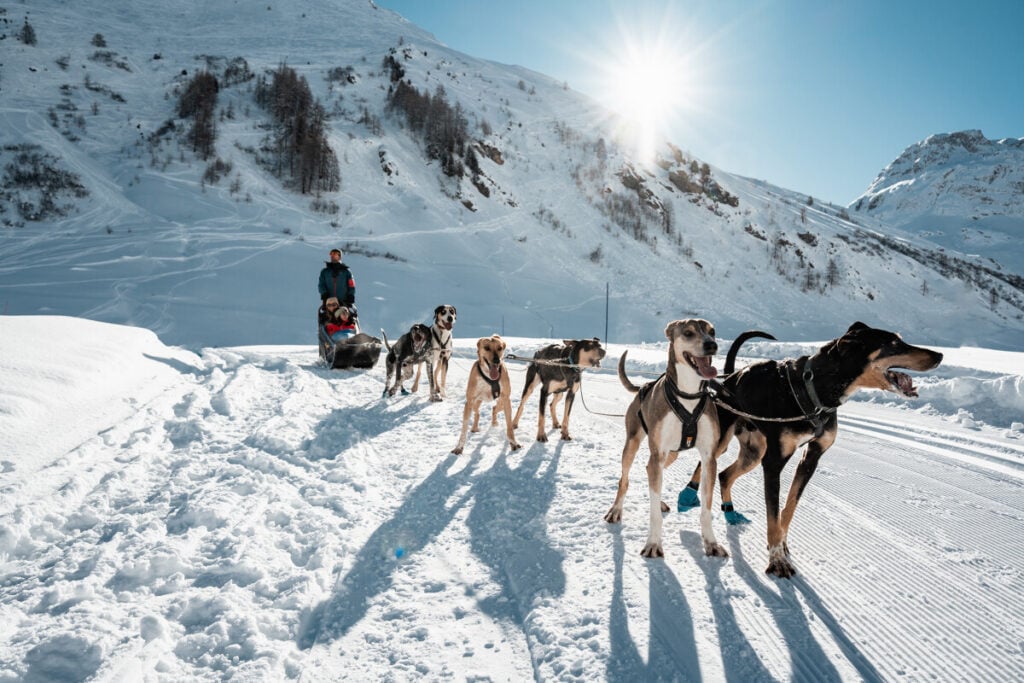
[488,364,501,381]
[695,356,718,380]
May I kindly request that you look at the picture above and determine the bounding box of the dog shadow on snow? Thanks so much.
[605,528,703,682]
[296,440,566,649]
[302,398,429,460]
[671,525,885,683]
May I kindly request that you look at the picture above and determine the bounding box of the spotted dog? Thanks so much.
[382,323,431,397]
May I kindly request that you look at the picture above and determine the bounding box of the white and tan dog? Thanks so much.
[452,335,521,455]
[413,304,457,401]
[604,319,725,559]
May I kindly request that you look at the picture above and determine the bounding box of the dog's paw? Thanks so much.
[677,485,700,510]
[703,540,729,558]
[536,433,548,443]
[660,501,670,513]
[765,545,796,578]
[509,441,522,451]
[722,508,752,525]
[430,395,442,403]
[640,542,665,558]
[560,432,572,441]
[451,446,463,455]
[603,507,622,524]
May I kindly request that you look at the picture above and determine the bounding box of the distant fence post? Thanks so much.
[604,282,609,343]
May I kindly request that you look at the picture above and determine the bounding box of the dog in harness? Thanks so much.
[603,319,726,559]
[412,304,457,401]
[510,338,606,443]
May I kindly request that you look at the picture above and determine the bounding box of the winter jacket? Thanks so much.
[326,319,357,336]
[318,262,355,304]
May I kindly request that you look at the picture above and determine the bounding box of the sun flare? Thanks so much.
[598,26,697,163]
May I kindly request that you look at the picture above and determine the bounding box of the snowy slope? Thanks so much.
[1,316,1023,681]
[1,0,1023,350]
[850,130,1024,275]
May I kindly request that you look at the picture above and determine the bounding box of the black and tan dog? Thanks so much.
[604,319,726,559]
[412,304,457,402]
[511,338,606,442]
[680,321,943,578]
[452,335,521,455]
[382,323,431,397]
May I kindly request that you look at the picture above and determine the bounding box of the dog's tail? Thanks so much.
[617,350,640,393]
[724,330,776,374]
[381,329,392,352]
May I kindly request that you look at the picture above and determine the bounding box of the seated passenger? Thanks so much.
[326,305,357,341]
[321,297,340,325]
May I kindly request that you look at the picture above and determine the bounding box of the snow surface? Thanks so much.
[2,316,1023,681]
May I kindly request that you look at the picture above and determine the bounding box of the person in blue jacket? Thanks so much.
[318,248,356,311]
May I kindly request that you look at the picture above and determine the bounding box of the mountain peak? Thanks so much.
[849,129,1024,274]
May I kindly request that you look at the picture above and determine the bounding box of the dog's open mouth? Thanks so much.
[485,361,501,381]
[886,369,919,397]
[684,352,718,380]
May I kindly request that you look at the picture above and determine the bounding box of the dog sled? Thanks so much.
[317,305,382,369]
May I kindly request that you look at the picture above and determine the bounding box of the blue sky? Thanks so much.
[378,0,1023,205]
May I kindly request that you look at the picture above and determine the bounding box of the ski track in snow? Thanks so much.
[2,330,1023,681]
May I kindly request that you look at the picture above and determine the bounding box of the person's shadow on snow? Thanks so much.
[296,451,480,649]
[605,528,701,682]
[465,441,566,623]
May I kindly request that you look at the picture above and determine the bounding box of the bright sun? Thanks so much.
[601,36,694,162]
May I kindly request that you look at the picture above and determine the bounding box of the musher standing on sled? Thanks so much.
[318,248,356,316]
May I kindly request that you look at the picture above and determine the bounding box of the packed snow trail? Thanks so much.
[1,319,1023,681]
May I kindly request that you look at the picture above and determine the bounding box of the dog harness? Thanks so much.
[477,364,502,399]
[637,374,710,451]
[431,327,453,355]
[783,357,836,437]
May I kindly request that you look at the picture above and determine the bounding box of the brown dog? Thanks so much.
[604,319,725,559]
[511,338,606,443]
[452,335,521,455]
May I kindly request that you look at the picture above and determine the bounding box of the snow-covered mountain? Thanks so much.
[2,0,1023,350]
[850,130,1024,276]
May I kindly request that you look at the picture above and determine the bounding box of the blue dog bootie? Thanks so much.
[721,502,751,525]
[677,481,700,510]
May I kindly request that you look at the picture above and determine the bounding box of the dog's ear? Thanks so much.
[562,339,575,347]
[434,305,445,316]
[664,320,685,339]
[847,321,870,334]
